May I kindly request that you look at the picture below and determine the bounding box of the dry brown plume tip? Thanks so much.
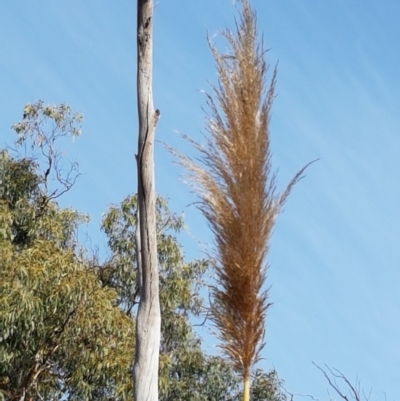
[171,0,315,382]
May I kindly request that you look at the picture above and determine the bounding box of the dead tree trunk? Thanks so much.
[133,1,160,400]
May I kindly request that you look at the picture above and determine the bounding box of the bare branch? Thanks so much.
[192,309,210,328]
[281,382,320,401]
[313,362,375,401]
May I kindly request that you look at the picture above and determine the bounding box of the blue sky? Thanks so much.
[1,0,400,399]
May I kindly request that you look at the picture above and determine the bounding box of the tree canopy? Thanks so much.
[0,104,134,401]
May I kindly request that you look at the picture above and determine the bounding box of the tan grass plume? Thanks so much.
[171,0,314,398]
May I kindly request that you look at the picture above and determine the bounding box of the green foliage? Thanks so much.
[102,195,218,399]
[0,153,86,250]
[11,101,82,205]
[101,194,206,316]
[0,236,134,401]
[251,370,287,401]
[12,101,82,145]
[0,104,133,401]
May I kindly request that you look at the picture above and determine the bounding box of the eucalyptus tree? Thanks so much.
[0,103,134,401]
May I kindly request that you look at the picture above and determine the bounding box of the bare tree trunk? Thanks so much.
[133,1,160,400]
